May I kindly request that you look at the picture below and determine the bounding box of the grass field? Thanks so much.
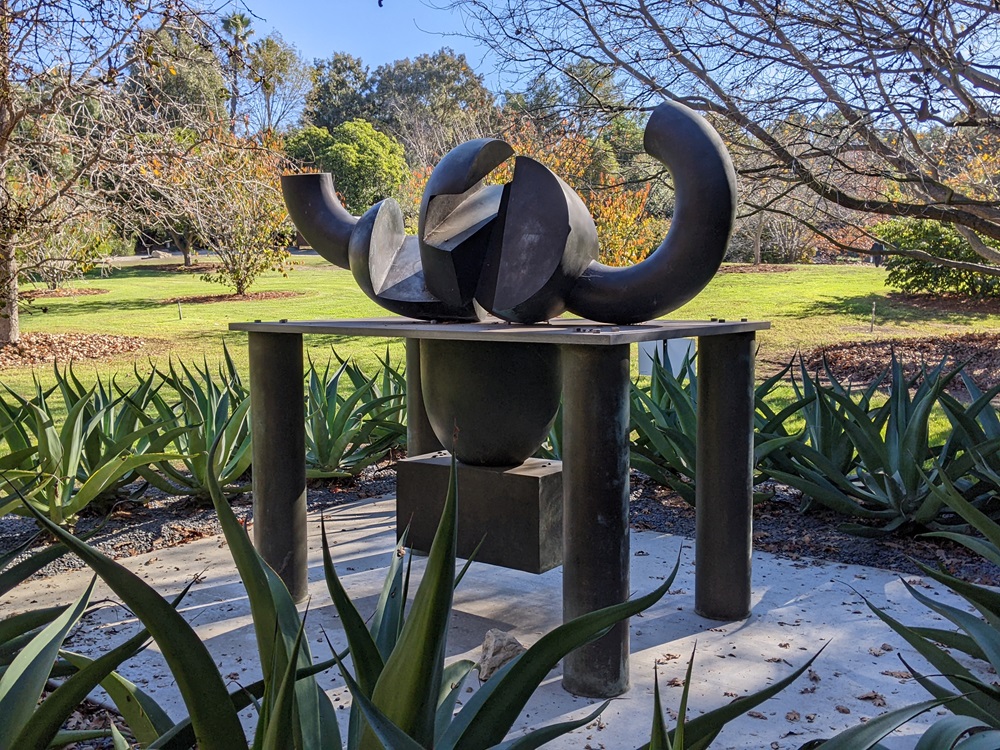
[9,257,1000,395]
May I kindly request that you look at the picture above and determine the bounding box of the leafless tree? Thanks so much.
[450,0,1000,273]
[0,0,228,344]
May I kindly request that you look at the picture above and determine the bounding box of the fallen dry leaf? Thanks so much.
[858,691,887,707]
[881,670,912,680]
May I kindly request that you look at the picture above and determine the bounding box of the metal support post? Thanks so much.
[561,343,631,697]
[249,332,308,602]
[695,332,755,620]
[406,339,443,456]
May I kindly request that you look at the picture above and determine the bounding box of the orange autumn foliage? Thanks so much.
[395,118,666,266]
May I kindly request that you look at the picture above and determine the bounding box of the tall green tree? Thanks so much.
[371,48,497,165]
[221,11,253,133]
[246,33,311,133]
[285,120,407,214]
[305,52,373,130]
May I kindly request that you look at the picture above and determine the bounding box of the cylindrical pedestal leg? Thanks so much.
[406,339,443,456]
[249,332,308,602]
[561,343,631,697]
[695,333,755,620]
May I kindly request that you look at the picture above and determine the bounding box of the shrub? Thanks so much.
[874,218,1000,297]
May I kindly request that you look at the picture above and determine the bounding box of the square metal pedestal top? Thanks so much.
[230,317,769,346]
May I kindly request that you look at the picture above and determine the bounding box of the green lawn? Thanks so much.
[9,258,998,395]
[670,264,1000,369]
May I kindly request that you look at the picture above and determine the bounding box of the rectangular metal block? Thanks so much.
[396,453,563,574]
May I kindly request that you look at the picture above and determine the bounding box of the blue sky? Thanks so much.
[237,0,498,80]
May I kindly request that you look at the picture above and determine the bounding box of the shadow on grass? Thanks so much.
[799,292,1000,325]
[23,295,170,317]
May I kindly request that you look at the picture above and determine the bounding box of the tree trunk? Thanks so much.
[753,213,764,265]
[0,250,20,345]
[169,230,195,267]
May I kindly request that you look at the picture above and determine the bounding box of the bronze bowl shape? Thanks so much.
[418,339,561,466]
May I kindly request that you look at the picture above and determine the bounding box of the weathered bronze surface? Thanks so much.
[281,99,736,326]
[419,339,561,466]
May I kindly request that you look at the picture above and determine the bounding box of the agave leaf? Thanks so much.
[14,621,154,749]
[0,577,96,746]
[204,431,340,750]
[862,593,1000,718]
[672,643,698,749]
[909,626,989,662]
[489,700,609,750]
[956,731,1000,749]
[896,654,998,727]
[364,457,459,748]
[914,715,994,750]
[912,560,1000,626]
[0,533,85,596]
[923,476,1000,552]
[440,552,679,750]
[646,669,670,750]
[370,529,409,660]
[321,517,385,695]
[47,729,114,746]
[259,618,307,750]
[804,697,948,749]
[677,645,824,750]
[333,645,426,750]
[65,452,181,516]
[435,659,476,743]
[89,659,175,745]
[109,721,129,750]
[0,607,67,651]
[19,503,246,749]
[0,445,39,472]
[897,579,1000,673]
[926,530,1000,566]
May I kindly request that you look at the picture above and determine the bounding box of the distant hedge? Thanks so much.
[874,218,1000,297]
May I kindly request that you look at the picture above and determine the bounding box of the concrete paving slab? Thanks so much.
[4,494,992,749]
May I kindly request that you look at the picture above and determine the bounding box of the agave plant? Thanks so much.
[937,369,1000,499]
[305,354,404,479]
[801,462,1000,749]
[766,354,982,535]
[52,362,177,504]
[334,348,407,452]
[0,525,175,749]
[629,350,797,504]
[139,356,252,501]
[0,380,179,527]
[761,355,888,502]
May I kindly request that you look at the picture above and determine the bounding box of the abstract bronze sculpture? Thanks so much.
[254,101,753,698]
[282,99,736,327]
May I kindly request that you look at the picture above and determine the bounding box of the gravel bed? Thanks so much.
[0,465,398,578]
[2,465,997,586]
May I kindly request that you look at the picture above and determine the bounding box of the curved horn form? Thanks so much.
[281,173,356,269]
[566,100,737,324]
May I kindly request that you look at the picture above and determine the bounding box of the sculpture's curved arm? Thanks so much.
[280,173,357,269]
[566,100,737,324]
